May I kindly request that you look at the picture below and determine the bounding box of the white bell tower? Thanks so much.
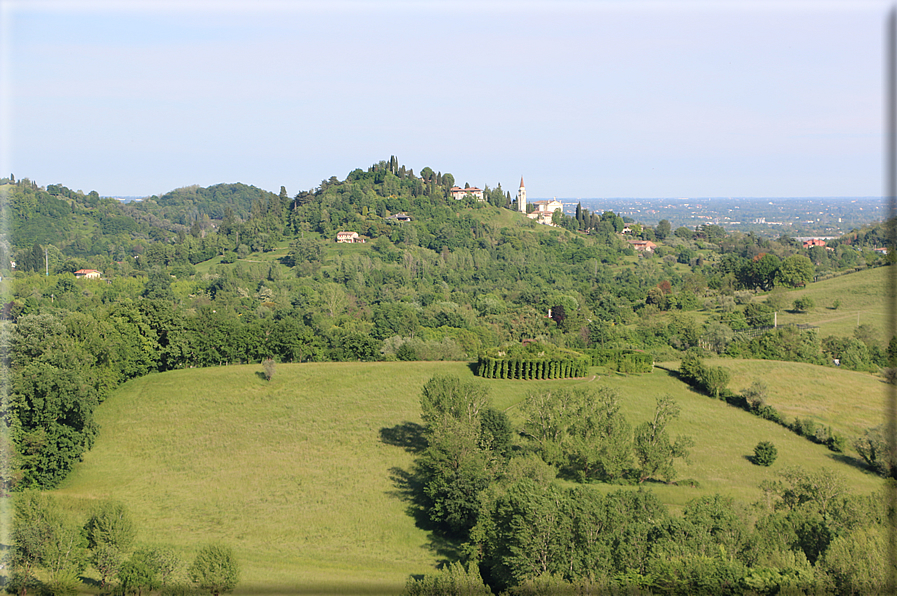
[517,176,526,213]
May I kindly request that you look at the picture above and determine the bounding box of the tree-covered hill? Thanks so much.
[134,182,281,224]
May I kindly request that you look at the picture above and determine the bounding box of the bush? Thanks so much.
[793,297,815,312]
[189,544,239,596]
[753,441,778,466]
[827,433,847,453]
[395,343,417,361]
[854,426,893,476]
[262,358,275,381]
[741,380,768,410]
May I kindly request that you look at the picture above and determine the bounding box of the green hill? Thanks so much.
[135,182,281,224]
[714,358,887,440]
[51,361,885,594]
[760,265,892,338]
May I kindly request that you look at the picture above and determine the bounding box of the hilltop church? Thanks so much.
[517,177,562,226]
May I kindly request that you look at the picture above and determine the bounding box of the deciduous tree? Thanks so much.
[189,544,240,596]
[634,396,693,483]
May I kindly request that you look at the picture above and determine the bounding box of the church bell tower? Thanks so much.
[517,177,526,213]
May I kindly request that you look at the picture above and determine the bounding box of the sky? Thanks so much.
[0,0,893,199]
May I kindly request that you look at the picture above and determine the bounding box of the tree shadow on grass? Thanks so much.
[379,422,427,454]
[386,466,461,566]
[827,452,879,475]
[254,371,268,381]
[79,577,102,589]
[386,467,432,530]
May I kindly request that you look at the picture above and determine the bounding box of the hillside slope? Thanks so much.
[53,361,884,594]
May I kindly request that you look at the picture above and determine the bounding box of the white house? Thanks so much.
[74,269,102,279]
[336,231,365,243]
[449,186,485,201]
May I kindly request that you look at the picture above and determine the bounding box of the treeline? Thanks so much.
[5,301,388,490]
[403,376,890,595]
[477,343,591,379]
[9,493,239,596]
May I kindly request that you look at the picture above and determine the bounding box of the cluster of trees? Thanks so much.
[410,377,693,545]
[406,377,889,595]
[521,388,692,484]
[476,343,591,380]
[723,325,889,373]
[8,493,239,596]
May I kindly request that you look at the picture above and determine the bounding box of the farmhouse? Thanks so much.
[449,186,485,201]
[336,231,366,244]
[629,240,657,253]
[802,238,826,249]
[74,269,102,279]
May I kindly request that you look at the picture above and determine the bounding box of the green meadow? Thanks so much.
[51,360,886,594]
[759,265,892,338]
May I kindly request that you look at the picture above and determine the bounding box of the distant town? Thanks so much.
[572,196,884,238]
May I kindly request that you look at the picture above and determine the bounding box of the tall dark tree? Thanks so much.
[550,304,566,326]
[22,243,44,273]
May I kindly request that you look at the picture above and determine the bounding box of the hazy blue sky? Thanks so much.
[0,0,891,199]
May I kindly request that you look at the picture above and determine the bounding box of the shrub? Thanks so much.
[854,426,893,476]
[753,441,778,466]
[827,433,847,453]
[793,297,815,312]
[791,417,817,439]
[741,380,768,410]
[189,544,239,596]
[262,358,275,381]
[395,343,417,361]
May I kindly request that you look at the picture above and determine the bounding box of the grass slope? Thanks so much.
[713,358,888,441]
[760,265,892,338]
[53,361,884,594]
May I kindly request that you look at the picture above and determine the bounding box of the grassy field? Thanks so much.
[49,360,885,594]
[708,358,888,441]
[758,265,893,339]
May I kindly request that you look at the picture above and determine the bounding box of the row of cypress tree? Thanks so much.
[477,353,590,379]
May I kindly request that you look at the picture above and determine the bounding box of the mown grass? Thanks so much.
[757,265,892,339]
[52,361,885,594]
[707,358,887,441]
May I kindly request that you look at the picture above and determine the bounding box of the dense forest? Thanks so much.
[0,160,894,594]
